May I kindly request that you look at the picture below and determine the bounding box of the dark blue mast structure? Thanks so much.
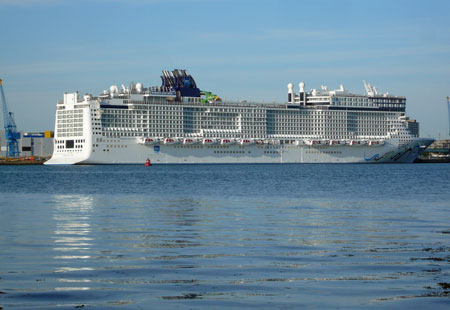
[0,79,20,158]
[160,69,200,100]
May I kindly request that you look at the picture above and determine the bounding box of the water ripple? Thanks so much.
[1,164,450,309]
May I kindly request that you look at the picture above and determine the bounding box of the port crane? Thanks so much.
[0,79,20,157]
[447,96,450,137]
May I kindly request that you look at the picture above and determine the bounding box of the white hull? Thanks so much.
[45,138,433,165]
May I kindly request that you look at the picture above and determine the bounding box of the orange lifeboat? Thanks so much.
[183,138,198,145]
[164,138,179,145]
[202,138,217,145]
[368,140,385,146]
[138,137,159,145]
[329,140,342,146]
[239,139,254,145]
[220,138,235,145]
[305,140,321,146]
[350,140,366,146]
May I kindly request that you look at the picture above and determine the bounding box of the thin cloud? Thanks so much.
[0,0,59,5]
[2,60,119,76]
[196,28,339,43]
[0,0,226,5]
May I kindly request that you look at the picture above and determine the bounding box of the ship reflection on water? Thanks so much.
[52,195,94,292]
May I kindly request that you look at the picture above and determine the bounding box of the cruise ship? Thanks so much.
[45,69,433,165]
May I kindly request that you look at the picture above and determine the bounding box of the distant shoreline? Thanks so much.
[415,158,450,163]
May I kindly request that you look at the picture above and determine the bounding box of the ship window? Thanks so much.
[66,140,75,149]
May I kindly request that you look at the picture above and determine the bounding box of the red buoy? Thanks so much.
[145,158,152,166]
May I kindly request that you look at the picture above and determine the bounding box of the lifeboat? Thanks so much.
[164,138,179,145]
[304,140,322,146]
[349,140,366,146]
[368,140,385,146]
[220,138,235,145]
[329,140,342,146]
[239,138,255,145]
[138,137,159,145]
[202,138,217,145]
[183,138,199,145]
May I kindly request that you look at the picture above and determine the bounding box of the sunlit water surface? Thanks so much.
[0,164,449,309]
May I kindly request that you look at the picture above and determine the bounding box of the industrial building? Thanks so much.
[0,130,54,158]
[423,139,450,155]
[405,118,419,137]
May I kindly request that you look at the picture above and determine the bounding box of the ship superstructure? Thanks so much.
[45,69,433,164]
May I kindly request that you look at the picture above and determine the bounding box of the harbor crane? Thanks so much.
[0,79,20,158]
[447,96,450,137]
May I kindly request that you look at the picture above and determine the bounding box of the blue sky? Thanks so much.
[1,0,450,138]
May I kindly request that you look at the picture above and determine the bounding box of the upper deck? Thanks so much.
[58,69,407,114]
[288,81,406,112]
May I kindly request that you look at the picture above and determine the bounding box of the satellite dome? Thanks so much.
[299,82,305,92]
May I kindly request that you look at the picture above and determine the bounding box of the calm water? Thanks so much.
[0,164,449,309]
